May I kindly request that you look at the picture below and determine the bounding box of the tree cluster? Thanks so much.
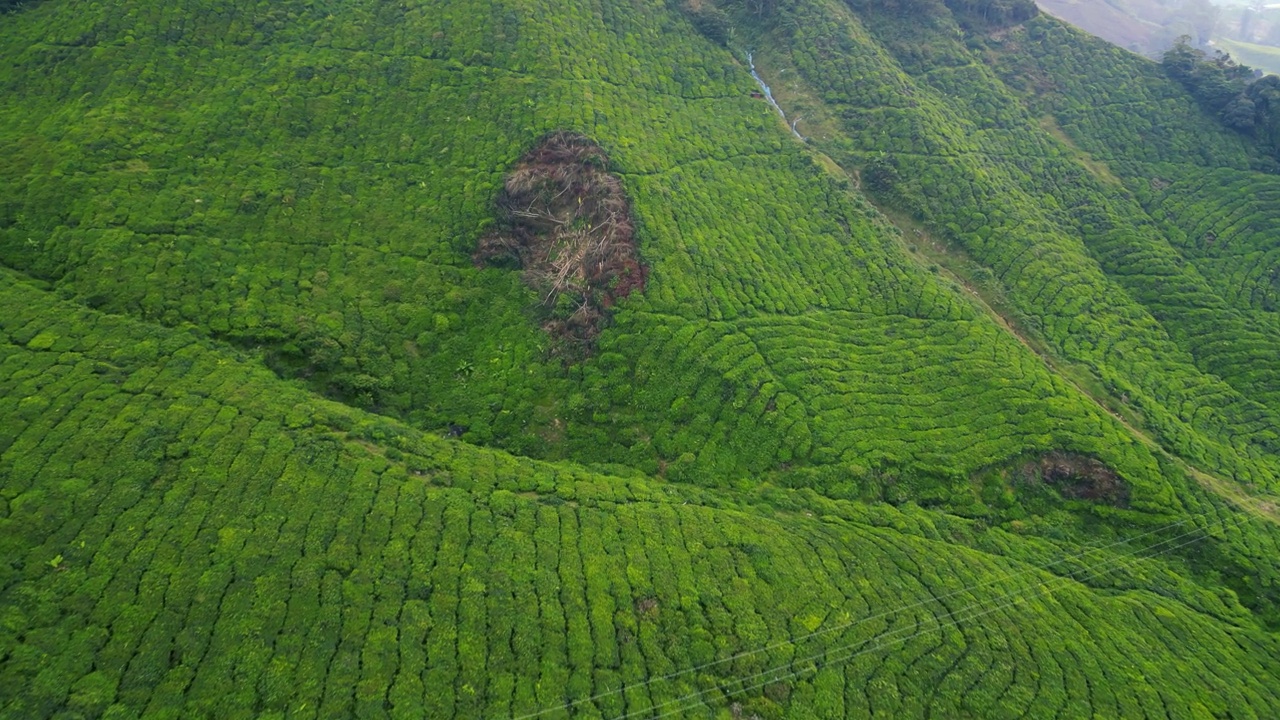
[1162,36,1280,162]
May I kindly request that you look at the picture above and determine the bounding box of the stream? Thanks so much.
[748,52,804,141]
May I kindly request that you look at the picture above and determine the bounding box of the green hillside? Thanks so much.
[3,0,1280,717]
[4,263,1280,717]
[0,0,1181,496]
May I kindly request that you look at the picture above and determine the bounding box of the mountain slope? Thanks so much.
[3,0,1280,717]
[0,0,1182,502]
[734,0,1280,495]
[3,264,1280,718]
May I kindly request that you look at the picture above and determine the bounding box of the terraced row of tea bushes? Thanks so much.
[974,20,1280,421]
[737,0,1280,490]
[979,18,1257,175]
[1140,169,1280,322]
[556,304,1172,509]
[0,0,1182,493]
[1059,195,1280,411]
[3,267,1280,719]
[734,312,1150,480]
[621,155,943,323]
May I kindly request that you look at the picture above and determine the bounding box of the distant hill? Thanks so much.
[1037,0,1280,66]
[1036,0,1217,54]
[1216,34,1280,73]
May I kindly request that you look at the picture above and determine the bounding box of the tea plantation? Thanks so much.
[3,0,1280,716]
[5,265,1280,717]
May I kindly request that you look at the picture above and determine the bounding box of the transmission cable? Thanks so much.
[631,513,1251,720]
[510,510,1206,720]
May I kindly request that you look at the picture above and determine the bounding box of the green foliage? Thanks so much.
[2,268,1280,718]
[682,0,735,45]
[1163,36,1255,110]
[1160,36,1280,161]
[4,0,1280,716]
[942,0,1037,30]
[0,0,1180,499]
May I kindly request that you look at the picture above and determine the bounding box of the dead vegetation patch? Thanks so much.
[634,596,659,619]
[1017,451,1129,506]
[475,132,647,354]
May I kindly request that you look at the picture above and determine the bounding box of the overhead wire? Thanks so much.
[634,518,1238,720]
[510,490,1268,720]
[509,513,1198,720]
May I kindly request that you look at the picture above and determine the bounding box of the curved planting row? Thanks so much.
[3,268,1280,719]
[0,0,1182,494]
[749,0,1280,490]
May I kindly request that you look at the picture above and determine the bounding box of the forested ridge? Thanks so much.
[3,0,1280,717]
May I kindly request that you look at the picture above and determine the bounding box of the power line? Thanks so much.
[511,490,1267,720]
[639,519,1238,720]
[509,513,1198,720]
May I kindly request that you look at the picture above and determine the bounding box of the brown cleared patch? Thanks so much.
[475,132,647,354]
[1017,451,1129,506]
[634,596,659,619]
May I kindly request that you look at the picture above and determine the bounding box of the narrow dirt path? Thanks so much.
[807,146,1280,525]
[920,225,1280,525]
[973,271,1280,524]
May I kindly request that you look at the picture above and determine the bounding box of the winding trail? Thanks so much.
[905,216,1280,525]
[795,138,1280,524]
